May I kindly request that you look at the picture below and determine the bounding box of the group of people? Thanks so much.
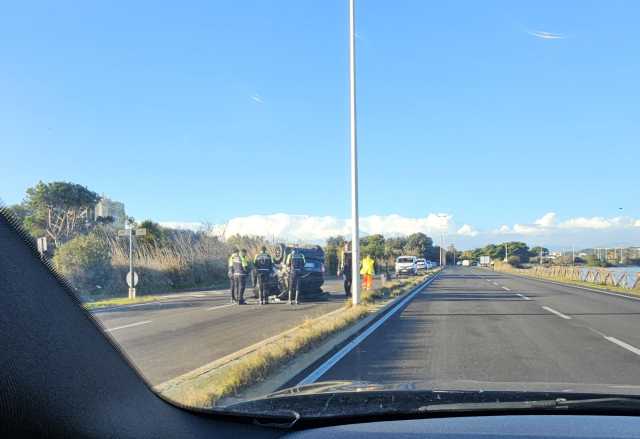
[337,242,376,297]
[227,246,306,305]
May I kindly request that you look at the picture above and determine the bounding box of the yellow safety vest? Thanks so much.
[360,256,375,275]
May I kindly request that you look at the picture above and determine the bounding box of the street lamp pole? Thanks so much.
[349,0,361,306]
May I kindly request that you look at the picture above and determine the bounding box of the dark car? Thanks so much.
[252,243,326,300]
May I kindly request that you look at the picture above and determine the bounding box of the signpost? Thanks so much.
[118,227,146,299]
[36,237,48,258]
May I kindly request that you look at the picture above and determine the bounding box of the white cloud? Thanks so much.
[512,224,541,235]
[534,212,556,228]
[161,212,640,249]
[250,94,264,104]
[163,213,453,243]
[457,224,478,237]
[527,30,565,40]
[559,217,613,230]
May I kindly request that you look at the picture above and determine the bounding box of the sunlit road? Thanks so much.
[309,267,640,394]
[92,279,349,385]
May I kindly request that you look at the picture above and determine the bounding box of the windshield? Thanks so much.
[2,0,639,421]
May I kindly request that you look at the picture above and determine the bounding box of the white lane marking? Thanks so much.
[541,306,571,320]
[502,286,511,291]
[191,294,208,297]
[492,282,499,286]
[296,272,442,386]
[516,293,531,301]
[105,320,152,332]
[207,304,235,311]
[604,336,640,357]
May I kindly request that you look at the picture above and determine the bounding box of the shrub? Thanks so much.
[53,233,113,293]
[507,255,521,267]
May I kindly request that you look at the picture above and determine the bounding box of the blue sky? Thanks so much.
[2,1,639,247]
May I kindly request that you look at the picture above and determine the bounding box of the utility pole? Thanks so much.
[128,227,134,298]
[539,247,543,265]
[572,245,575,267]
[504,243,508,262]
[348,0,361,306]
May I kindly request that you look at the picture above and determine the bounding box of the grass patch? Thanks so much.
[83,295,162,310]
[161,271,438,408]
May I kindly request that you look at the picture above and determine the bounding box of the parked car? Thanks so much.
[395,256,418,276]
[416,258,427,271]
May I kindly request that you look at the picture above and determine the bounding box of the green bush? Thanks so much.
[53,233,113,294]
[507,255,521,267]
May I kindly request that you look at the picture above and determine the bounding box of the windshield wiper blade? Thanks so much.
[422,397,640,413]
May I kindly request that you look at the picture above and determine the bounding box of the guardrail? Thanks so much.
[496,264,640,291]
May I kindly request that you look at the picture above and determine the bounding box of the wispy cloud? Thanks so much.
[250,94,264,104]
[527,29,566,40]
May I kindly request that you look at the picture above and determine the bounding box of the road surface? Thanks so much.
[93,278,351,385]
[303,266,640,394]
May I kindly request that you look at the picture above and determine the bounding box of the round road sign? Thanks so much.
[126,271,139,288]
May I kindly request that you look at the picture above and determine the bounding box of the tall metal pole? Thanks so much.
[128,227,135,299]
[349,0,361,306]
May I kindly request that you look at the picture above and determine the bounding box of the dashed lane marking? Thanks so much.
[541,306,571,320]
[516,293,531,301]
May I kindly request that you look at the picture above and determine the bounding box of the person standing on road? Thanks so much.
[338,242,352,298]
[228,248,241,303]
[253,246,273,305]
[361,253,375,291]
[285,249,306,305]
[236,248,250,304]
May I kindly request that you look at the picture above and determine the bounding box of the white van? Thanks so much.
[395,256,417,276]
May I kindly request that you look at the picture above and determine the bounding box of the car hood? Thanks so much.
[222,380,640,418]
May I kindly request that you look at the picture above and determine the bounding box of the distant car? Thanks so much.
[425,260,436,269]
[416,258,427,271]
[395,256,417,276]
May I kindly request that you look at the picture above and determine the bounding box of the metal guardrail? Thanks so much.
[522,265,640,290]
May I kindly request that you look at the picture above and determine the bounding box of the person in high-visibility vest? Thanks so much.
[228,248,241,303]
[338,242,352,298]
[360,254,375,291]
[285,249,306,305]
[253,246,273,305]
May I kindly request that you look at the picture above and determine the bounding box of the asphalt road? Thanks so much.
[92,278,351,385]
[311,266,640,394]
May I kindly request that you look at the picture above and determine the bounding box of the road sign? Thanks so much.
[37,237,48,254]
[135,228,147,236]
[126,271,139,288]
[117,229,129,237]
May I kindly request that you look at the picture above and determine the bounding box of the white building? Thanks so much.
[94,197,126,228]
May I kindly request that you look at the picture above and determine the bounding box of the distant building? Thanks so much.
[94,197,126,228]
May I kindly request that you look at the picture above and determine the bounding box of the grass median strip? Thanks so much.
[156,272,437,408]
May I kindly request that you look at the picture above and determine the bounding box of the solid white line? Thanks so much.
[517,293,531,301]
[502,286,511,291]
[604,336,640,357]
[541,306,571,320]
[105,320,152,332]
[207,304,235,311]
[296,272,441,386]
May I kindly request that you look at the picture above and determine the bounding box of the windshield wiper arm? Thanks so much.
[422,397,640,413]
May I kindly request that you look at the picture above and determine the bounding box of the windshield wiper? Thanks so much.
[422,397,640,413]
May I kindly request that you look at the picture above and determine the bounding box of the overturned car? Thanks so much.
[252,244,327,301]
